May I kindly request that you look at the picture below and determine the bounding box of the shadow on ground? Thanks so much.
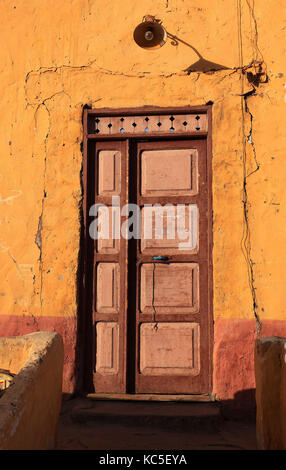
[219,389,256,421]
[56,397,257,450]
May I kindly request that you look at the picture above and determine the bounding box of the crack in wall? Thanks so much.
[242,91,263,335]
[35,202,44,312]
[238,0,265,334]
[24,57,267,106]
[35,213,42,252]
[32,90,73,312]
[245,0,265,65]
[25,60,97,85]
[33,101,50,312]
[37,101,49,313]
[24,61,149,108]
[24,60,97,109]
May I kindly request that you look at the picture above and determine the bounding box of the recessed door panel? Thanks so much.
[141,204,199,254]
[97,263,120,314]
[139,323,200,376]
[140,263,199,314]
[98,150,121,195]
[141,149,198,196]
[96,322,119,375]
[96,206,120,254]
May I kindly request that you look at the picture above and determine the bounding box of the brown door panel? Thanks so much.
[92,140,128,393]
[133,139,211,394]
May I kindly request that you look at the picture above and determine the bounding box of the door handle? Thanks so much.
[152,256,169,262]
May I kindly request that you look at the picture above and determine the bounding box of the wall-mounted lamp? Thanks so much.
[133,15,167,50]
[133,15,229,74]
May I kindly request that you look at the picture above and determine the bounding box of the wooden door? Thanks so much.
[133,140,211,394]
[91,137,211,395]
[92,140,128,393]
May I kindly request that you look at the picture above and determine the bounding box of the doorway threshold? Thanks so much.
[86,393,214,402]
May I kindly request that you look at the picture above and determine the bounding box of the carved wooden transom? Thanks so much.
[89,113,207,136]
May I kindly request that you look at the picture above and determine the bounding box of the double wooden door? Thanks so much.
[90,137,212,395]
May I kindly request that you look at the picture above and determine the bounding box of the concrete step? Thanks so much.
[70,399,223,432]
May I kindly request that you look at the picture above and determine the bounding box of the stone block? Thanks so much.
[255,336,286,449]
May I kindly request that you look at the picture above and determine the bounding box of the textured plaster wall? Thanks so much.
[0,0,285,399]
[0,332,63,450]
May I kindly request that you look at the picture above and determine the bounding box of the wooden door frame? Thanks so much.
[80,105,213,396]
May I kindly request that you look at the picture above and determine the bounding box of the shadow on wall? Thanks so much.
[166,30,230,74]
[219,389,256,421]
[75,119,95,395]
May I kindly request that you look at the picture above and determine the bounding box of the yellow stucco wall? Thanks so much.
[0,0,285,398]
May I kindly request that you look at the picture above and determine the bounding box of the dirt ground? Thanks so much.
[56,397,257,450]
